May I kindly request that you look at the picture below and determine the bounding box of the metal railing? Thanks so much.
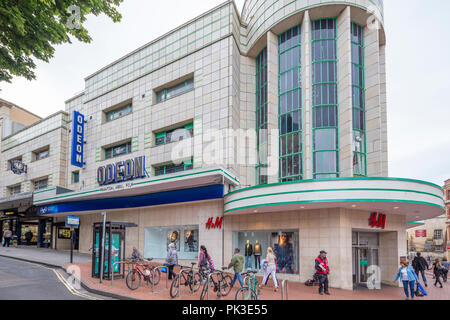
[281,279,289,300]
[172,265,196,299]
[151,265,169,293]
[205,269,224,301]
[111,260,133,286]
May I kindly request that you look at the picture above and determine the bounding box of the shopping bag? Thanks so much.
[161,264,168,273]
[417,282,428,296]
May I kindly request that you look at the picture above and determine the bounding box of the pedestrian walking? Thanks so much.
[432,258,444,288]
[166,243,178,281]
[198,245,214,272]
[228,248,244,288]
[412,252,429,287]
[25,230,33,246]
[441,257,449,283]
[259,247,278,292]
[315,250,330,295]
[394,261,419,300]
[2,229,12,247]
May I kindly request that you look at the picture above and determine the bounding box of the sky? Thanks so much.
[0,0,449,186]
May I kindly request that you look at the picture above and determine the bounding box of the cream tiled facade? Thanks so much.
[0,0,446,291]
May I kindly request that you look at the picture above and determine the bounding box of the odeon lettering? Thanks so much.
[97,156,146,186]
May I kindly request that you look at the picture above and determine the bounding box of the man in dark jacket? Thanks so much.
[25,230,33,246]
[315,250,330,295]
[412,252,429,287]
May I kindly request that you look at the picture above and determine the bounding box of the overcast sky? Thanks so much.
[0,0,449,186]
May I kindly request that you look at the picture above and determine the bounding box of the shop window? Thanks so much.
[155,123,193,146]
[155,78,194,103]
[8,185,21,196]
[435,245,443,252]
[72,171,80,184]
[32,146,50,161]
[232,230,299,275]
[33,178,48,191]
[144,225,199,260]
[154,159,193,176]
[105,102,132,122]
[104,141,132,160]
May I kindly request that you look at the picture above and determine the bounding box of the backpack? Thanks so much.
[305,279,314,287]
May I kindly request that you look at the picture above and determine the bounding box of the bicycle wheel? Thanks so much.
[126,269,141,290]
[149,268,161,286]
[199,280,209,300]
[235,286,258,300]
[189,272,202,292]
[169,275,180,298]
[219,274,233,297]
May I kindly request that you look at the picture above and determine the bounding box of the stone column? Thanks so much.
[364,25,383,176]
[337,6,353,177]
[379,44,389,176]
[302,10,313,180]
[266,31,279,183]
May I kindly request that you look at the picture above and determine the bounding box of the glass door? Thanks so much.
[358,248,370,283]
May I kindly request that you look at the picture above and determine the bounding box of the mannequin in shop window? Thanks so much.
[244,240,253,270]
[254,240,262,271]
[274,233,294,273]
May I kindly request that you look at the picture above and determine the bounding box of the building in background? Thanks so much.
[444,179,450,260]
[0,0,445,290]
[407,214,448,261]
[0,99,42,246]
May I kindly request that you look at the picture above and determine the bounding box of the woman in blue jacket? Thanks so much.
[394,261,419,300]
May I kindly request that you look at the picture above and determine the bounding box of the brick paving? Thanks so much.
[71,262,450,300]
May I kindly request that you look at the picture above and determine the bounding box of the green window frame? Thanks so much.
[156,78,194,103]
[278,25,303,183]
[104,141,132,160]
[105,102,132,122]
[311,18,339,179]
[351,22,367,177]
[155,123,194,146]
[256,48,268,185]
[154,158,194,176]
[34,178,48,191]
[72,171,80,184]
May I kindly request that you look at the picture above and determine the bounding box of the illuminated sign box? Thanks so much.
[71,111,85,168]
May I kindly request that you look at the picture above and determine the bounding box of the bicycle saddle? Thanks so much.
[144,257,153,261]
[221,266,228,270]
[247,269,258,274]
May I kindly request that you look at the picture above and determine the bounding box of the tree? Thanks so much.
[0,0,124,83]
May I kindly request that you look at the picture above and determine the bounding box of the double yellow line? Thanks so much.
[52,269,103,300]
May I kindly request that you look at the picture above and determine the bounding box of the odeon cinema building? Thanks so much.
[6,0,443,290]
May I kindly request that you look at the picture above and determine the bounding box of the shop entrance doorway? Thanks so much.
[352,231,380,288]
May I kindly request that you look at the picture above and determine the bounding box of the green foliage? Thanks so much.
[0,0,123,82]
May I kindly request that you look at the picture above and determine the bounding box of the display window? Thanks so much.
[232,230,299,274]
[145,225,199,260]
[21,224,38,244]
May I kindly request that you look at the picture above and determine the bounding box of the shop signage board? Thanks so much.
[10,160,27,174]
[71,111,85,168]
[368,212,386,229]
[97,156,147,186]
[415,230,427,237]
[205,217,223,230]
[66,216,80,228]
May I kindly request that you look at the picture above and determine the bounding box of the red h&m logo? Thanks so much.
[369,212,386,229]
[206,217,223,230]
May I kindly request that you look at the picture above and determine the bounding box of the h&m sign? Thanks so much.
[97,156,147,186]
[71,111,85,168]
[369,212,386,229]
[206,217,223,230]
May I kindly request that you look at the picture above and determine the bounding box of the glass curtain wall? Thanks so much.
[311,19,339,179]
[351,22,367,176]
[256,48,268,185]
[278,25,302,182]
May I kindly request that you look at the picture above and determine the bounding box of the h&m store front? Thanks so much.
[35,173,444,290]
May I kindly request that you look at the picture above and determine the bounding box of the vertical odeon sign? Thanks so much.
[71,111,85,168]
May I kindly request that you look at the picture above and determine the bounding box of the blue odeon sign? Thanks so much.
[71,111,85,168]
[97,156,147,186]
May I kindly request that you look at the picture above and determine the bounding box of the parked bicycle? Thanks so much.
[169,263,203,298]
[235,269,259,300]
[199,267,233,300]
[126,258,161,290]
